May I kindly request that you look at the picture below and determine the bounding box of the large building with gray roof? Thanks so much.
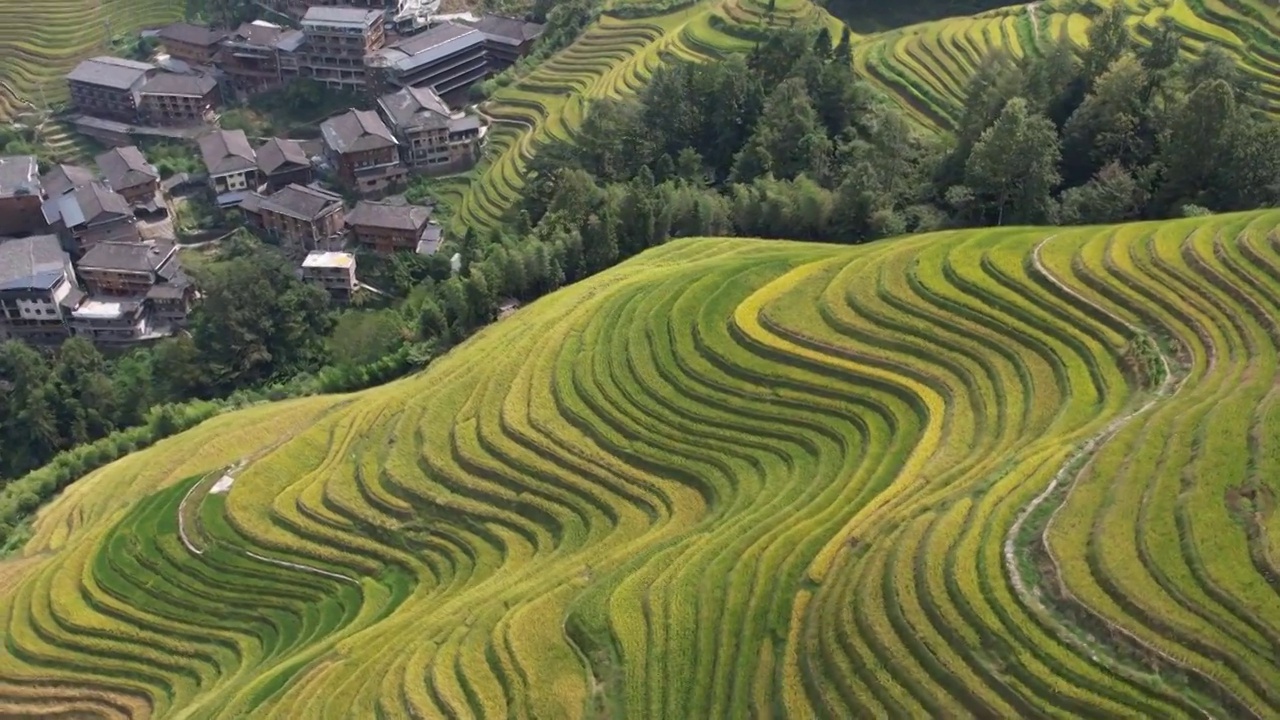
[378,85,484,174]
[0,234,79,344]
[66,56,157,122]
[321,109,406,194]
[41,182,140,256]
[301,6,386,91]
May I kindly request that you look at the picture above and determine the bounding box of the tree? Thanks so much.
[1057,162,1146,224]
[1157,79,1237,210]
[1081,4,1131,87]
[814,27,833,58]
[731,78,831,182]
[1061,55,1154,185]
[191,253,331,391]
[964,97,1062,225]
[329,310,404,367]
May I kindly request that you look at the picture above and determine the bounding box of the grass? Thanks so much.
[0,210,1279,715]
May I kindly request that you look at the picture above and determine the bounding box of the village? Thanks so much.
[0,2,543,346]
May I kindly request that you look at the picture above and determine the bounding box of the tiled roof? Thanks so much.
[378,85,451,131]
[66,56,154,90]
[138,72,218,96]
[464,14,545,44]
[0,235,68,291]
[157,22,226,47]
[199,129,256,175]
[374,22,483,74]
[321,109,397,154]
[257,137,310,175]
[79,241,177,273]
[41,163,97,196]
[42,182,130,227]
[346,200,432,231]
[259,183,343,221]
[95,146,158,191]
[0,155,39,198]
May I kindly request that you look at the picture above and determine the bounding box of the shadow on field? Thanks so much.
[822,0,1021,33]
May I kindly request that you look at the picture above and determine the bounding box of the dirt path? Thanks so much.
[177,465,358,585]
[1000,236,1250,713]
[1026,2,1040,41]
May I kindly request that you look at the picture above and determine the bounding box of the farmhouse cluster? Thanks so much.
[0,2,547,347]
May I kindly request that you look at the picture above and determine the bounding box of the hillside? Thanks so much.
[451,0,1280,234]
[0,0,184,118]
[3,210,1280,716]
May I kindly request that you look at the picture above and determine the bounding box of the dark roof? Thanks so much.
[199,129,256,175]
[346,200,432,231]
[0,155,39,198]
[465,14,545,44]
[259,183,343,221]
[42,182,131,227]
[239,191,264,214]
[95,146,158,191]
[321,110,397,154]
[41,163,97,196]
[256,137,310,175]
[226,21,286,47]
[138,72,218,97]
[157,22,226,47]
[66,56,154,90]
[375,22,482,73]
[0,235,69,291]
[79,241,177,273]
[378,85,451,131]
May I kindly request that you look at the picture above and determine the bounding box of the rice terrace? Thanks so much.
[4,0,1280,715]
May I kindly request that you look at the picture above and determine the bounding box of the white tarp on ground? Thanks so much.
[210,475,235,494]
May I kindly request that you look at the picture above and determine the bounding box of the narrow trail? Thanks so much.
[1026,2,1040,40]
[177,467,359,585]
[1001,236,1252,716]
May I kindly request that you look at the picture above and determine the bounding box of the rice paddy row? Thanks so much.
[1,209,1279,716]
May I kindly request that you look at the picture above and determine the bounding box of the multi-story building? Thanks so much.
[0,155,45,237]
[256,137,314,192]
[320,109,406,194]
[68,298,157,345]
[137,72,221,126]
[156,22,228,65]
[301,7,385,91]
[95,146,161,210]
[300,250,357,303]
[367,16,544,98]
[0,234,80,344]
[242,183,345,251]
[218,20,307,98]
[367,22,487,97]
[76,241,193,325]
[345,200,441,254]
[41,182,140,256]
[41,163,97,198]
[464,14,546,69]
[199,129,259,206]
[66,57,156,122]
[378,85,483,174]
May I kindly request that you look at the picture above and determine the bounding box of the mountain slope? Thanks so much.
[3,210,1280,716]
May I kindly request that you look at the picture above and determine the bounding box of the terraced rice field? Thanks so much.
[851,0,1280,129]
[452,0,1280,229]
[0,0,185,119]
[4,209,1280,716]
